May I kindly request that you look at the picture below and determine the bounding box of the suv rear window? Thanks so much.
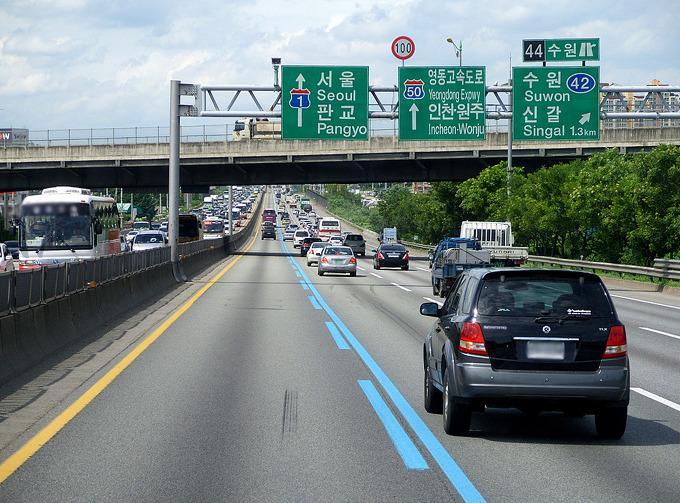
[476,273,612,317]
[345,234,363,241]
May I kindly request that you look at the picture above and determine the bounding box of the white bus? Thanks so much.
[19,186,121,266]
[318,217,342,241]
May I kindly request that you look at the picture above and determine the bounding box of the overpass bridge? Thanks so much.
[1,127,679,191]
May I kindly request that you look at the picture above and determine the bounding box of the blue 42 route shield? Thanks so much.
[398,66,486,141]
[281,65,369,140]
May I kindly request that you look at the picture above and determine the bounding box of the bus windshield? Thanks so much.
[20,203,92,250]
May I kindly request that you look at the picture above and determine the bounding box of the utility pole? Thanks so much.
[228,186,233,239]
[507,52,513,199]
[169,79,186,281]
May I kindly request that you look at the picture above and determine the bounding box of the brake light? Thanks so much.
[321,256,328,263]
[349,257,356,264]
[404,252,409,261]
[458,322,488,356]
[603,325,627,358]
[377,252,385,260]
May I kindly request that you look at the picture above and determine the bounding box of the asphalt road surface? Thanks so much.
[0,193,679,502]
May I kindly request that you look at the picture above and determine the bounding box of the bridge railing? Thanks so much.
[5,116,679,149]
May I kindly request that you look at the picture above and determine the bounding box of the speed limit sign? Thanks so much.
[391,36,415,61]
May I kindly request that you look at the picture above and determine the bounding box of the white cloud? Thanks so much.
[0,0,678,129]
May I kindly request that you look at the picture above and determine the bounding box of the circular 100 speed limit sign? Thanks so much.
[391,36,415,60]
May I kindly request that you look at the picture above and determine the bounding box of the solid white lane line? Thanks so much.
[632,387,680,413]
[638,327,680,341]
[416,266,429,272]
[371,272,383,279]
[611,294,680,311]
[357,266,366,271]
[423,297,443,306]
[391,282,412,292]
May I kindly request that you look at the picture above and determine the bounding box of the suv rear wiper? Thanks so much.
[534,316,560,324]
[558,314,591,324]
[535,314,592,324]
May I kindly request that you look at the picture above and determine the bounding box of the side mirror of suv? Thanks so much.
[420,302,440,317]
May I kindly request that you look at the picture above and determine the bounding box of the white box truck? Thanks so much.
[459,221,528,266]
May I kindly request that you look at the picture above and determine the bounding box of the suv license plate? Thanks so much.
[526,341,565,360]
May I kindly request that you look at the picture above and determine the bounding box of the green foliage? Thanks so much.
[326,188,376,230]
[134,193,158,223]
[325,145,680,265]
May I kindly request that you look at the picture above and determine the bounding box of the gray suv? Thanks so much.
[343,233,366,257]
[420,268,629,439]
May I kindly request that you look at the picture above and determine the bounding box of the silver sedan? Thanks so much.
[317,246,357,277]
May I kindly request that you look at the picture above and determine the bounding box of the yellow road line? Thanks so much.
[0,227,260,484]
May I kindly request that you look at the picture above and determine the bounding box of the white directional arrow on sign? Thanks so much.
[579,112,591,125]
[409,103,419,130]
[296,74,306,128]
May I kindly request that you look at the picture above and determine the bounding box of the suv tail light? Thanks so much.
[603,325,627,358]
[377,252,385,260]
[403,252,409,261]
[458,322,488,356]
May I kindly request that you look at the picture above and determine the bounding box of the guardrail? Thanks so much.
[528,255,680,281]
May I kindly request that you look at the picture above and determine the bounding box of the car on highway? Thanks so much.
[420,268,629,439]
[132,221,150,231]
[261,222,276,240]
[131,231,168,250]
[328,235,344,246]
[318,246,357,277]
[283,224,298,241]
[373,243,409,270]
[293,229,310,248]
[306,241,327,266]
[4,240,19,259]
[343,233,366,257]
[300,237,322,256]
[125,230,139,243]
[0,243,14,272]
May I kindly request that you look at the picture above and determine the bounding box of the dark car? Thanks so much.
[261,222,276,240]
[300,237,322,256]
[420,268,629,439]
[343,234,366,257]
[4,240,19,259]
[373,243,409,270]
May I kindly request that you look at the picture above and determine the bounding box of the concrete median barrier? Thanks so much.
[0,192,264,386]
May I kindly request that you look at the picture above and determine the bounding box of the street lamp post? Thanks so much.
[446,37,463,66]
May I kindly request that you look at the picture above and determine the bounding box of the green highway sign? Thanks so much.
[512,66,600,141]
[522,38,600,62]
[398,66,486,140]
[281,65,369,140]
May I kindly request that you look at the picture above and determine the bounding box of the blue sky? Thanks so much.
[1,0,678,130]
